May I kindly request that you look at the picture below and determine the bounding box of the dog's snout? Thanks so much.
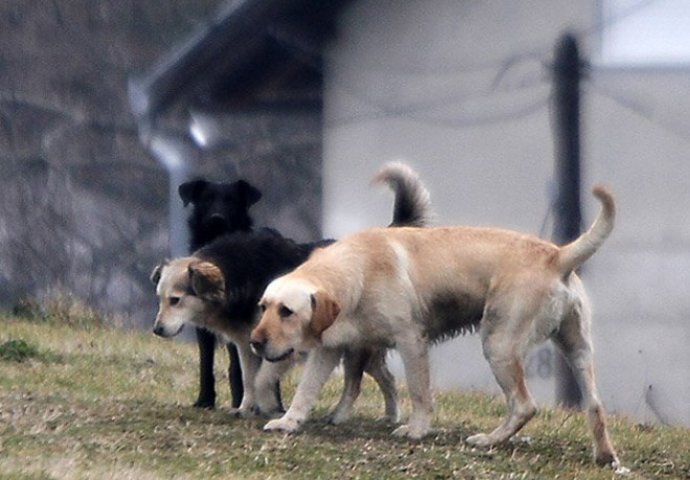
[153,324,165,337]
[207,213,227,226]
[250,338,266,355]
[250,328,267,355]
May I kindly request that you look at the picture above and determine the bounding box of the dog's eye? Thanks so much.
[279,306,293,318]
[169,297,181,306]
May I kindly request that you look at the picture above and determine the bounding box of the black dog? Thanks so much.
[179,178,262,409]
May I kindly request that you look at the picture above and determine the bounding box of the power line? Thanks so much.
[585,79,690,146]
[268,0,667,131]
[270,27,551,128]
[327,91,550,129]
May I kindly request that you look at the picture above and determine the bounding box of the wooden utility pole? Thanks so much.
[552,33,584,408]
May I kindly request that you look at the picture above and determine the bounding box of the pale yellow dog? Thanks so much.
[250,183,619,467]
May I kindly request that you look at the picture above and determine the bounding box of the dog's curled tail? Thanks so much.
[557,184,615,276]
[372,161,433,227]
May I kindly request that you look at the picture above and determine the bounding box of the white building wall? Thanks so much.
[322,0,690,426]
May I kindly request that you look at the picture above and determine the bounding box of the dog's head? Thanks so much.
[150,258,226,338]
[250,277,340,362]
[179,179,262,241]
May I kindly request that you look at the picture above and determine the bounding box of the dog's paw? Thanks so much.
[263,416,301,433]
[192,398,215,409]
[465,433,495,448]
[229,407,256,418]
[391,424,410,438]
[379,410,401,424]
[324,409,350,425]
[597,454,629,475]
[255,400,285,419]
[391,424,426,440]
[261,408,286,419]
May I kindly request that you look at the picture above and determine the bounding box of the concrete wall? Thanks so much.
[322,0,690,426]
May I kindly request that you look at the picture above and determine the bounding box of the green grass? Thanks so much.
[0,312,688,479]
[0,339,42,363]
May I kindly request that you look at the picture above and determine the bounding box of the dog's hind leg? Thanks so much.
[467,303,537,447]
[552,284,619,467]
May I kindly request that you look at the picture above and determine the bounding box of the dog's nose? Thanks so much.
[153,325,165,337]
[250,339,266,355]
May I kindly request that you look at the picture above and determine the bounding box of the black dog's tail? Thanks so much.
[371,161,433,227]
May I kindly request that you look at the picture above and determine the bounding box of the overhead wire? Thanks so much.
[585,79,690,147]
[271,26,551,128]
[270,0,664,129]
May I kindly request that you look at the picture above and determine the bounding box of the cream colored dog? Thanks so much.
[250,185,620,467]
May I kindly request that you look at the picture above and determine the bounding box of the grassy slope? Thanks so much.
[0,315,688,480]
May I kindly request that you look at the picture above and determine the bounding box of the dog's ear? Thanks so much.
[188,261,225,303]
[150,262,166,286]
[234,180,262,207]
[178,179,209,207]
[309,291,340,339]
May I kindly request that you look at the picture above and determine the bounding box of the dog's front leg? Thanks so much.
[392,332,433,439]
[326,348,364,424]
[364,348,399,423]
[194,327,217,408]
[263,347,341,433]
[255,357,293,416]
[233,340,261,417]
